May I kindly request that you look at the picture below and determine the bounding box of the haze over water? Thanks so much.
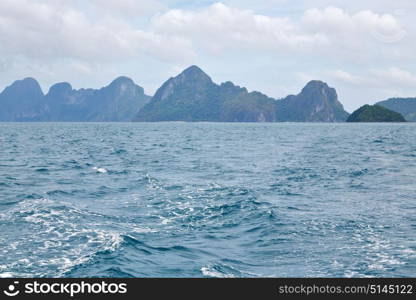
[0,122,415,277]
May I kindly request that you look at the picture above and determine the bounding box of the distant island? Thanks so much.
[347,105,406,122]
[0,77,150,122]
[134,66,349,122]
[0,65,415,123]
[376,98,416,122]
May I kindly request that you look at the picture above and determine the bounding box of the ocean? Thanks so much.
[0,122,415,277]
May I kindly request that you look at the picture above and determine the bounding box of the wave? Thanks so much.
[92,167,108,173]
[1,123,416,277]
[0,198,123,277]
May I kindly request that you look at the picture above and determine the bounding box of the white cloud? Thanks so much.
[89,0,165,18]
[326,67,416,88]
[151,3,408,59]
[0,2,409,64]
[152,3,329,53]
[370,67,416,87]
[0,0,193,62]
[303,6,406,44]
[70,62,93,75]
[327,70,363,85]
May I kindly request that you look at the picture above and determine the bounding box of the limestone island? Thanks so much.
[347,104,407,122]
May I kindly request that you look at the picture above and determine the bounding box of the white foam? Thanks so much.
[0,272,14,278]
[1,197,124,277]
[161,217,172,225]
[201,266,234,278]
[331,260,343,268]
[92,167,107,173]
[402,248,416,256]
[132,226,155,233]
[344,270,361,278]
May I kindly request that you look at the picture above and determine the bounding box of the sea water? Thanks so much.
[0,122,415,277]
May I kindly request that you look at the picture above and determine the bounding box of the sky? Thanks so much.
[0,0,415,112]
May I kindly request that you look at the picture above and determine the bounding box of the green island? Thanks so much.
[347,104,407,122]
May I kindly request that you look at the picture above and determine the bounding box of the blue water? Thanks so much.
[0,122,415,278]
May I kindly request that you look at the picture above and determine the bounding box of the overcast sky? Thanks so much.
[0,0,415,111]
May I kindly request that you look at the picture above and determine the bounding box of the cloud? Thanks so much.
[0,0,193,62]
[0,1,409,64]
[303,6,406,44]
[327,70,363,85]
[152,3,329,53]
[326,67,416,89]
[370,67,416,87]
[70,62,93,75]
[89,0,165,18]
[151,3,408,59]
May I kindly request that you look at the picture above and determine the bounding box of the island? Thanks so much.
[346,104,406,122]
[0,65,350,122]
[376,97,416,122]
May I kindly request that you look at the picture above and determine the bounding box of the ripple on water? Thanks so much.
[0,198,123,277]
[0,123,415,277]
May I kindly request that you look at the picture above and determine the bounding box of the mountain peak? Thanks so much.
[109,76,134,87]
[300,80,337,102]
[182,65,205,74]
[47,82,72,96]
[302,80,330,92]
[106,76,145,97]
[2,77,43,97]
[176,65,212,83]
[21,77,39,84]
[276,80,349,122]
[12,77,41,89]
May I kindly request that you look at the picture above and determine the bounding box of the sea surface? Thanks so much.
[0,122,415,278]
